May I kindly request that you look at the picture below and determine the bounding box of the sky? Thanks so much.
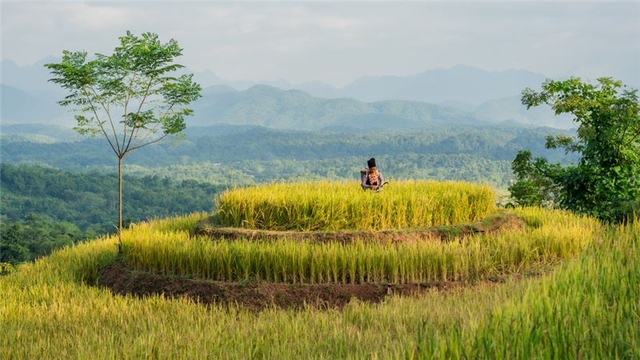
[1,0,639,87]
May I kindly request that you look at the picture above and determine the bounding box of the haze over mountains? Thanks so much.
[1,58,575,130]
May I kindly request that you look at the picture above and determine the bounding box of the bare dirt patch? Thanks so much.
[98,260,464,311]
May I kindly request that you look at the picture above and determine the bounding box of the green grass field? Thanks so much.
[1,180,637,359]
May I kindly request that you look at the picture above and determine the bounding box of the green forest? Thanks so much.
[2,123,576,185]
[0,163,224,264]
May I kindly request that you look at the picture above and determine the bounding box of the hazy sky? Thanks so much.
[2,0,639,87]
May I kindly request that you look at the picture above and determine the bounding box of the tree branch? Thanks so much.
[123,75,155,153]
[127,133,170,153]
[84,88,119,156]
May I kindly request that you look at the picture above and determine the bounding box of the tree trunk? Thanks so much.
[118,155,123,253]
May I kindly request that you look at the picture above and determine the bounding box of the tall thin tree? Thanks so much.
[46,31,202,250]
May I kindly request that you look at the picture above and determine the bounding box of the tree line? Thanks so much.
[1,124,578,189]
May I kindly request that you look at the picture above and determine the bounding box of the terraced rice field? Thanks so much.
[3,181,636,359]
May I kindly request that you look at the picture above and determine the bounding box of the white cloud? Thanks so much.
[65,3,130,30]
[1,1,638,86]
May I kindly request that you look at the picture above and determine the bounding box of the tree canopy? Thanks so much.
[510,77,639,221]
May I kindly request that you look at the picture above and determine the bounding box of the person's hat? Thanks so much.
[367,158,376,168]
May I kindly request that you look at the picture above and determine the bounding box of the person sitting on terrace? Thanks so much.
[360,157,385,191]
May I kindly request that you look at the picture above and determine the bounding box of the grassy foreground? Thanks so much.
[1,210,637,358]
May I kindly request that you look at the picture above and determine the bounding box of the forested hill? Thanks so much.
[1,123,577,187]
[0,163,224,234]
[0,163,227,264]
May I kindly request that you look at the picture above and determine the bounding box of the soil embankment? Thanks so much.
[99,260,464,311]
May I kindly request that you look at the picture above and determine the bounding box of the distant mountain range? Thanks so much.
[304,65,547,105]
[188,64,549,105]
[188,84,494,130]
[1,58,574,130]
[1,83,68,124]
